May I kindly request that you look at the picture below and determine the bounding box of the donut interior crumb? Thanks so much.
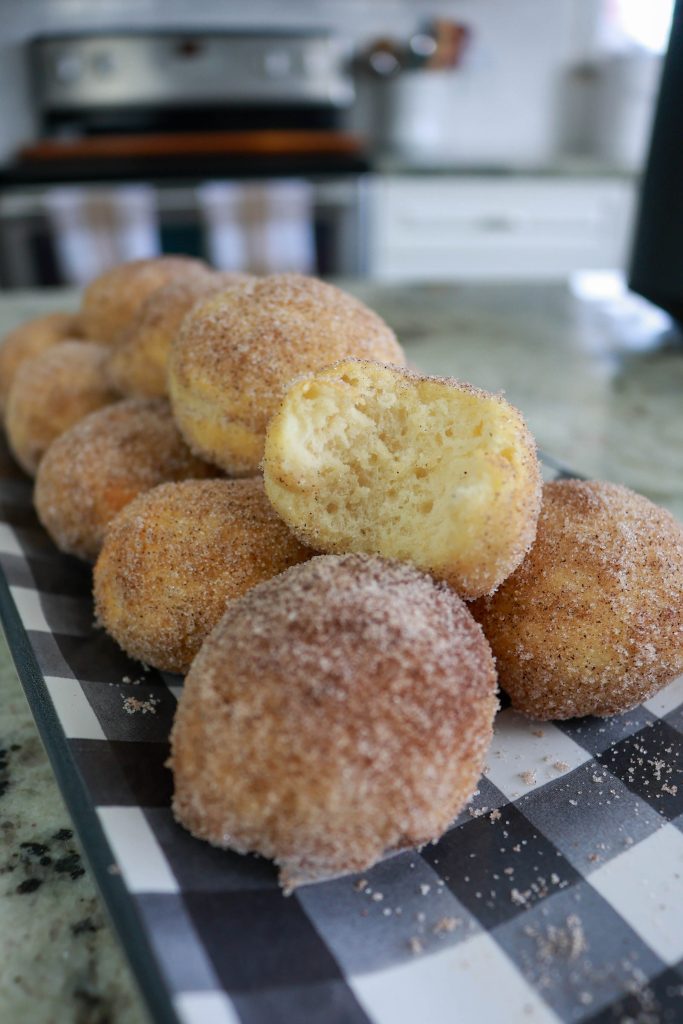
[265,360,541,597]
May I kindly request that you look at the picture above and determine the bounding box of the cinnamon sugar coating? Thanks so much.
[81,255,210,345]
[0,311,83,420]
[93,477,312,673]
[471,480,683,719]
[170,553,498,890]
[106,272,254,399]
[6,341,118,476]
[35,398,214,561]
[167,273,405,475]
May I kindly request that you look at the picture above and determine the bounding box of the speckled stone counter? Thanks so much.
[0,629,148,1024]
[0,278,681,1023]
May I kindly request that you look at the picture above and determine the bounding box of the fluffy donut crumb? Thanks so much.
[263,359,542,598]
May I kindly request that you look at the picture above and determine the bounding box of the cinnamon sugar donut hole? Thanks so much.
[93,477,312,673]
[170,553,498,890]
[35,398,214,562]
[106,272,254,399]
[168,274,405,476]
[6,341,118,476]
[0,311,83,420]
[81,255,210,345]
[471,480,683,719]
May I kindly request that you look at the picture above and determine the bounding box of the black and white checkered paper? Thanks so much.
[1,437,682,1024]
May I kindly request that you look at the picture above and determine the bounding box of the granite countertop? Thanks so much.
[0,277,681,1024]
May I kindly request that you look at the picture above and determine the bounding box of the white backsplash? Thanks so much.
[1,0,603,165]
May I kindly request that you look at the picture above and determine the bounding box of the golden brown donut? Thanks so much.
[471,480,683,719]
[105,272,254,399]
[170,553,498,890]
[0,311,83,420]
[81,255,210,345]
[167,273,405,476]
[6,341,118,476]
[93,477,312,673]
[34,398,214,562]
[263,359,542,599]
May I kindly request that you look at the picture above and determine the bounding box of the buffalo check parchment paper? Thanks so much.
[1,437,682,1024]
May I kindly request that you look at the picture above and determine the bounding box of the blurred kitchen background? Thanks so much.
[0,0,674,289]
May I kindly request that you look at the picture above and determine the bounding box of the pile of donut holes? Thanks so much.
[0,254,680,889]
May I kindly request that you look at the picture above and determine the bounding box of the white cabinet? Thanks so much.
[367,175,637,282]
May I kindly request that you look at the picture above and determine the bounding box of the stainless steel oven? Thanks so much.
[0,30,368,287]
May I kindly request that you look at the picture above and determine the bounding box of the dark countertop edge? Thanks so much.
[0,155,371,188]
[0,156,638,189]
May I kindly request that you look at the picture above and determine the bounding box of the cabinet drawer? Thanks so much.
[368,175,636,281]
